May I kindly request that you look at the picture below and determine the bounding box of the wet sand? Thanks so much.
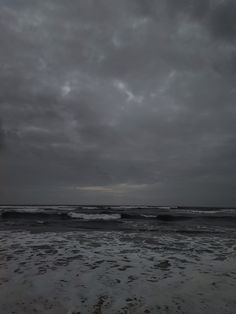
[0,229,236,313]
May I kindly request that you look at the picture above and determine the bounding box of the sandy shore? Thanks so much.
[0,229,236,314]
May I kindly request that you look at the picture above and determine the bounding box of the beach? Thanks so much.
[0,206,236,313]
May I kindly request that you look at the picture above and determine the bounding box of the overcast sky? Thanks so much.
[0,0,236,205]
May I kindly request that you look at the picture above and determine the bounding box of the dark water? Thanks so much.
[0,205,236,234]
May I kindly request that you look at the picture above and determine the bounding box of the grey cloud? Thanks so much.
[130,0,158,17]
[0,0,236,205]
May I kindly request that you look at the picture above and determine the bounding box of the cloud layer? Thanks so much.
[0,0,236,205]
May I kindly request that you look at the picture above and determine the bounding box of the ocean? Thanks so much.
[1,205,236,234]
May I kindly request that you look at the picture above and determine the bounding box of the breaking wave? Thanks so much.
[1,209,236,222]
[68,213,121,220]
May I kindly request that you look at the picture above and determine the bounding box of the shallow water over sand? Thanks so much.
[0,227,236,314]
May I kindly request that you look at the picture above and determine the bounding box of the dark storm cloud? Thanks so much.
[166,0,210,19]
[208,0,236,41]
[0,122,5,150]
[0,0,236,205]
[167,0,236,41]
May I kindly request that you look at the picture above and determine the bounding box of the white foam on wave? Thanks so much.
[68,213,121,220]
[0,205,76,214]
[0,207,47,214]
[189,210,220,214]
[141,214,157,218]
